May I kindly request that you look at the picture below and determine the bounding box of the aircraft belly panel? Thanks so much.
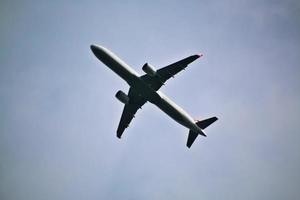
[155,97,193,129]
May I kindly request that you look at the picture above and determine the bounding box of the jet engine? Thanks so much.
[115,90,129,104]
[142,63,156,76]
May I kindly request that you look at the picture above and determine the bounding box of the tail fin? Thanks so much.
[187,130,198,148]
[186,117,218,148]
[196,117,218,129]
[186,129,206,148]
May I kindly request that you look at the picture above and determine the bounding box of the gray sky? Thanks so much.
[1,0,300,199]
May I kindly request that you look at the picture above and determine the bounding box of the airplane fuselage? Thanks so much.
[91,45,202,134]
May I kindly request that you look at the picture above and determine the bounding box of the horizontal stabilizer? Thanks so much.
[187,131,198,148]
[196,117,218,129]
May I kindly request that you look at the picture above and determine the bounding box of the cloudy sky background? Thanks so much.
[1,0,300,199]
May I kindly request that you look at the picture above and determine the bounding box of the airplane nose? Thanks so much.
[90,44,110,61]
[90,45,103,58]
[90,44,98,53]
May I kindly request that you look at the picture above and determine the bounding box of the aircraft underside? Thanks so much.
[91,45,218,148]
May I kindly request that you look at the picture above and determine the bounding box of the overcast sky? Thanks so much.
[1,0,300,199]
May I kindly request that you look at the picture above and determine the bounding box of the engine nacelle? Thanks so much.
[142,63,156,76]
[115,90,129,104]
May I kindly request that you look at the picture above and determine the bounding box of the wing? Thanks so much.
[116,88,147,138]
[141,54,202,91]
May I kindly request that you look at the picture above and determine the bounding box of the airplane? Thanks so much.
[90,45,218,148]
